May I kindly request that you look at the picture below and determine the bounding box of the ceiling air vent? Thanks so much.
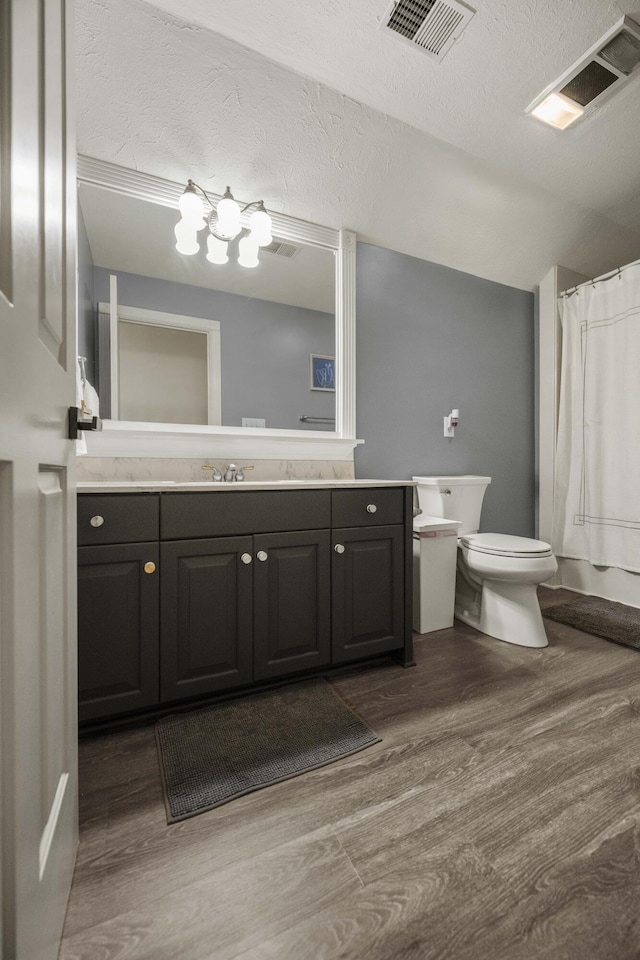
[380,0,476,62]
[262,239,300,260]
[526,15,640,129]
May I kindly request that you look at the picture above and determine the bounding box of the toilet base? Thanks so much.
[456,578,548,648]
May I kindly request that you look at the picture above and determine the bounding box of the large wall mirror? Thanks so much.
[77,157,357,458]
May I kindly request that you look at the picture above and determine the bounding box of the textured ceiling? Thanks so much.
[76,0,640,290]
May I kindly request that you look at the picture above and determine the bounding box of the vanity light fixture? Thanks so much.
[174,181,273,268]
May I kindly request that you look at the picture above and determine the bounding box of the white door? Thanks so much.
[0,1,78,958]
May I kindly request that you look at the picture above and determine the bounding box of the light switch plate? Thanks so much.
[242,418,266,428]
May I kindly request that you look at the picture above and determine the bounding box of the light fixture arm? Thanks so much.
[183,181,267,222]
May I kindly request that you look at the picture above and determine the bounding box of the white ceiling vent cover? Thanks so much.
[262,239,300,260]
[380,0,476,62]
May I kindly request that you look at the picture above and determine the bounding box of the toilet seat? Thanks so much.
[460,533,553,559]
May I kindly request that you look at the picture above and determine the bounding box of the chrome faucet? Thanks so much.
[224,463,237,482]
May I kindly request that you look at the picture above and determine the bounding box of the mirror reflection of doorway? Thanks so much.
[118,321,209,425]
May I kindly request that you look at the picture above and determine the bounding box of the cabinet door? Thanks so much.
[254,530,331,681]
[332,525,405,664]
[78,542,159,722]
[161,536,253,701]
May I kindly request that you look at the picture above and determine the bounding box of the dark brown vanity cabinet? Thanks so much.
[160,536,254,702]
[252,529,331,681]
[159,528,331,700]
[330,489,406,663]
[77,494,161,722]
[160,492,333,697]
[332,525,405,664]
[77,486,413,724]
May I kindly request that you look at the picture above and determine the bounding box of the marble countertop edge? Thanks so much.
[76,479,416,493]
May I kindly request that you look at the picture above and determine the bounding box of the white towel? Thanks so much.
[75,362,100,456]
[83,379,100,419]
[75,361,88,456]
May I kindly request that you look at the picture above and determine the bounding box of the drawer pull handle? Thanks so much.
[241,553,253,565]
[90,515,104,528]
[144,562,156,574]
[257,550,268,562]
[334,543,345,554]
[366,503,377,514]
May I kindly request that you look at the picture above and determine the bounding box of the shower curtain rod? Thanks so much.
[560,256,640,299]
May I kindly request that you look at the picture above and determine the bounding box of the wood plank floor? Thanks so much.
[59,588,640,960]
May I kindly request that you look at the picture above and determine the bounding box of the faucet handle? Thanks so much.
[201,463,223,481]
[235,465,254,482]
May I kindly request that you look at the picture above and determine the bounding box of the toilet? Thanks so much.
[412,476,557,648]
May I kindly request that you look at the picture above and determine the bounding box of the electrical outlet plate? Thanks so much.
[444,416,455,438]
[242,418,266,428]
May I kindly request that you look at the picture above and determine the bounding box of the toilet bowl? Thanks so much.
[412,477,557,648]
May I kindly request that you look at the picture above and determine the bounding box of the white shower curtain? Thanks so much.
[553,261,640,573]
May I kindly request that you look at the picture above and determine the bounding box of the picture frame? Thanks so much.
[310,354,336,392]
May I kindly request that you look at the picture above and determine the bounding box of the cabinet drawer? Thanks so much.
[331,488,404,528]
[161,489,331,540]
[78,495,160,546]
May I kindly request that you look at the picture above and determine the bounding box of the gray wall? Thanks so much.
[355,243,535,537]
[77,207,96,385]
[93,268,335,430]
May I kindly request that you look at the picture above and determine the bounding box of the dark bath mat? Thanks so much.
[543,594,640,651]
[155,678,381,822]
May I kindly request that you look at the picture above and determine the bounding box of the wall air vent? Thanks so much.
[380,0,476,63]
[526,15,640,129]
[262,239,300,260]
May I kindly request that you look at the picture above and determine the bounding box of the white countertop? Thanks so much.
[77,479,416,494]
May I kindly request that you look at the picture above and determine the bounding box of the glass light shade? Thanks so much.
[174,219,199,256]
[529,93,584,129]
[178,188,204,227]
[206,234,229,265]
[249,208,273,247]
[215,195,241,239]
[237,235,260,268]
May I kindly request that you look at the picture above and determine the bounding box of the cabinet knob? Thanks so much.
[90,515,104,527]
[366,503,377,514]
[334,543,345,554]
[241,553,253,564]
[256,550,268,562]
[144,561,156,574]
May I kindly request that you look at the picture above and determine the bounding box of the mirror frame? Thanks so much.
[77,155,360,461]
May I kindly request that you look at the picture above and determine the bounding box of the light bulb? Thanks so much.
[529,93,583,129]
[206,234,229,265]
[237,235,259,268]
[174,219,199,256]
[248,207,272,247]
[178,185,204,227]
[215,188,241,240]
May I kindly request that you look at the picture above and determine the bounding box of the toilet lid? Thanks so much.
[460,533,553,558]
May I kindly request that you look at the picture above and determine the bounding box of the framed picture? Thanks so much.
[310,354,335,392]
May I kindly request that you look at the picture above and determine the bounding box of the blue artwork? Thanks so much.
[310,354,335,392]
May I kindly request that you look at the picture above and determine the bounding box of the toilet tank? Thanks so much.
[412,476,491,535]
